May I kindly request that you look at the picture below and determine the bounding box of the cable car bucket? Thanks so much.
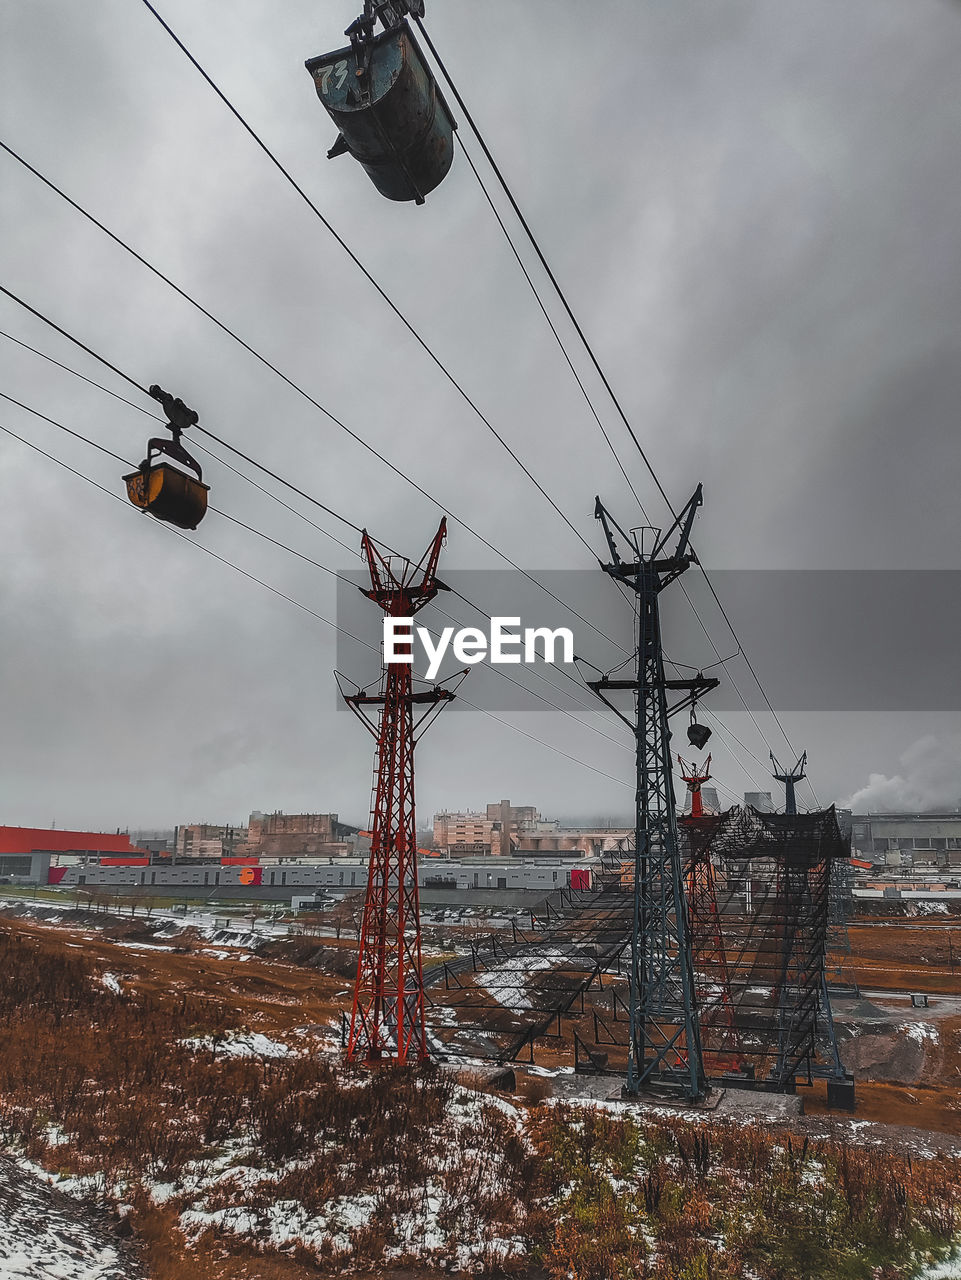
[687,697,713,752]
[123,385,209,530]
[305,0,456,204]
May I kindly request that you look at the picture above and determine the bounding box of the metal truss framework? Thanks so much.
[340,519,456,1064]
[421,808,851,1098]
[668,806,848,1088]
[586,487,717,1099]
[678,756,739,1069]
[419,885,632,1064]
[769,753,850,1084]
[682,814,741,1071]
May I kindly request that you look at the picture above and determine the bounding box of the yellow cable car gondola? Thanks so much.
[123,385,209,530]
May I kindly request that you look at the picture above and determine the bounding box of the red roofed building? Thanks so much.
[0,826,146,884]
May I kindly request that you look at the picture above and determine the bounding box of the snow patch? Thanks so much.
[899,1022,940,1045]
[180,1032,298,1059]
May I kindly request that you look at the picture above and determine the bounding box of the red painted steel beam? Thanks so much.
[342,520,454,1065]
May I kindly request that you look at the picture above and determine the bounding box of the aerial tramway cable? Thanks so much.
[126,7,814,802]
[0,144,623,663]
[0,418,638,790]
[0,385,642,760]
[0,312,762,796]
[134,1,601,566]
[1,117,792,798]
[0,321,635,738]
[412,15,819,803]
[0,356,761,798]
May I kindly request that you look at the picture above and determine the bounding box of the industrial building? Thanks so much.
[511,825,633,856]
[172,823,247,861]
[0,826,146,884]
[433,800,540,856]
[851,812,961,869]
[42,854,596,897]
[432,802,634,859]
[239,810,355,859]
[170,812,356,861]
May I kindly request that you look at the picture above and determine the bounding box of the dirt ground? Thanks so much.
[0,914,352,1041]
[800,921,961,1133]
[4,908,961,1139]
[838,921,961,994]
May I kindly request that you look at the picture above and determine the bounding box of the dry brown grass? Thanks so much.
[4,917,961,1280]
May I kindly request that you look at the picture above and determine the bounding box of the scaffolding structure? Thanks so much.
[422,806,852,1102]
[682,811,740,1072]
[421,885,631,1064]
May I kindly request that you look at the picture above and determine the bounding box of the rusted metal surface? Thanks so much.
[123,461,208,530]
[306,23,456,204]
[124,384,209,529]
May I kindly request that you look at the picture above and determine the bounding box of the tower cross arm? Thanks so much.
[594,486,704,592]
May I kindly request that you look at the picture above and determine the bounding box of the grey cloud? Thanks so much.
[2,0,960,828]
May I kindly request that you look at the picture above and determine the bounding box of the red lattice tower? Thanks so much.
[678,754,740,1070]
[341,520,454,1064]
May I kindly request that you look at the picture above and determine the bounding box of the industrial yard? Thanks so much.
[1,892,960,1277]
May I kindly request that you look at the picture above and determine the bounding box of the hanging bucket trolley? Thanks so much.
[687,694,713,752]
[305,0,456,204]
[123,385,209,530]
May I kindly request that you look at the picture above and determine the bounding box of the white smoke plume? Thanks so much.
[844,734,961,813]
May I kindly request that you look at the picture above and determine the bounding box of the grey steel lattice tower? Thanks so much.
[770,751,806,816]
[587,486,717,1099]
[769,752,853,1104]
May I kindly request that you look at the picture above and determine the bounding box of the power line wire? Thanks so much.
[416,16,818,804]
[0,197,765,804]
[132,0,721,788]
[117,11,661,661]
[115,12,657,664]
[59,2,810,799]
[0,207,620,658]
[132,2,750,734]
[135,0,605,566]
[162,0,807,800]
[0,326,363,559]
[458,144,792,773]
[0,86,776,802]
[0,132,784,793]
[0,418,632,790]
[0,419,368,645]
[0,389,631,754]
[1,325,632,735]
[0,387,746,804]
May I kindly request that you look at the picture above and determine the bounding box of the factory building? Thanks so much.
[433,802,634,859]
[512,826,633,856]
[432,809,492,855]
[170,813,355,861]
[172,823,247,861]
[851,812,961,870]
[238,811,354,859]
[46,855,596,896]
[0,826,146,884]
[433,800,540,856]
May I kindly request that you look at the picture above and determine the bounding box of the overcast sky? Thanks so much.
[1,0,960,831]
